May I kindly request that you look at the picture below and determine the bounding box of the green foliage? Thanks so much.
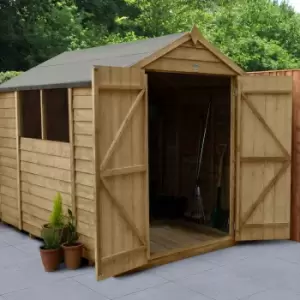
[0,72,22,84]
[1,0,300,72]
[49,192,65,228]
[65,209,79,245]
[41,227,61,249]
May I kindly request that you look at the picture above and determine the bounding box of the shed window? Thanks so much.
[44,89,69,142]
[21,90,42,139]
[20,88,69,143]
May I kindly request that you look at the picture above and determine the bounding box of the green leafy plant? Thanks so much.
[41,227,61,250]
[65,209,79,246]
[49,192,65,228]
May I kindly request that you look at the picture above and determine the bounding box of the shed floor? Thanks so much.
[150,220,227,257]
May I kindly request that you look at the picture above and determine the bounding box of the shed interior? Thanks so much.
[148,72,231,257]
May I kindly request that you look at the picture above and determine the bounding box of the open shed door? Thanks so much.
[93,66,149,279]
[236,76,292,241]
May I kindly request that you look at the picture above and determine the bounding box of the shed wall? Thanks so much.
[0,92,18,227]
[72,87,95,260]
[249,70,300,241]
[20,138,72,236]
[0,88,95,262]
[145,41,236,75]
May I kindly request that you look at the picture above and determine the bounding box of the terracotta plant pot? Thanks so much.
[62,242,83,270]
[40,246,61,272]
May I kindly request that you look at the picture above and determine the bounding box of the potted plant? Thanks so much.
[40,227,61,272]
[43,192,67,243]
[62,209,83,270]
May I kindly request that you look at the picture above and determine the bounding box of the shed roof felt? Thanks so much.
[0,32,186,92]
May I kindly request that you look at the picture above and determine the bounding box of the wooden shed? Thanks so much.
[0,26,294,279]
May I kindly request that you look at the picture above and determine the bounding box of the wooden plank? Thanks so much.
[235,78,242,239]
[20,161,71,182]
[0,157,17,168]
[244,90,291,95]
[146,58,236,75]
[100,89,145,171]
[144,73,150,257]
[102,246,146,263]
[20,138,71,158]
[74,122,93,135]
[165,47,220,62]
[241,162,290,227]
[78,234,95,252]
[0,175,17,189]
[73,88,92,96]
[0,109,16,118]
[244,223,289,229]
[77,221,95,238]
[0,185,17,198]
[0,119,16,129]
[76,197,95,213]
[22,191,69,212]
[75,172,94,187]
[21,172,71,194]
[21,182,72,206]
[229,77,236,237]
[0,166,17,179]
[134,33,190,68]
[15,91,22,230]
[0,97,15,108]
[75,160,94,174]
[147,237,234,269]
[75,147,93,161]
[22,222,41,238]
[77,209,95,225]
[0,92,15,100]
[101,176,145,246]
[1,194,18,209]
[68,88,76,219]
[40,90,47,140]
[74,134,93,147]
[242,94,290,158]
[20,150,71,170]
[242,76,292,94]
[2,204,18,218]
[22,202,49,222]
[0,147,16,158]
[76,184,94,200]
[101,165,146,177]
[98,84,143,91]
[241,157,288,163]
[0,128,16,138]
[2,213,19,228]
[73,109,93,122]
[22,212,44,229]
[0,137,16,148]
[73,95,92,109]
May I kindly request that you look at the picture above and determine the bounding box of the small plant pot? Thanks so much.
[40,246,61,272]
[62,242,83,270]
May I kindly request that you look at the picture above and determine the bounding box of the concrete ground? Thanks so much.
[0,223,300,300]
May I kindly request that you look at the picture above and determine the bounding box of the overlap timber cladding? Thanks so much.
[19,138,72,237]
[72,88,95,260]
[0,92,18,227]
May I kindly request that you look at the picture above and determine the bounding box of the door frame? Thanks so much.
[145,72,237,268]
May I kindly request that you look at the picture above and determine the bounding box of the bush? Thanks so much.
[0,71,22,84]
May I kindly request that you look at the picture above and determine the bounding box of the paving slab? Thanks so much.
[1,223,300,300]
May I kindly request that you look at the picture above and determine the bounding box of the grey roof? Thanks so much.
[0,32,186,92]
